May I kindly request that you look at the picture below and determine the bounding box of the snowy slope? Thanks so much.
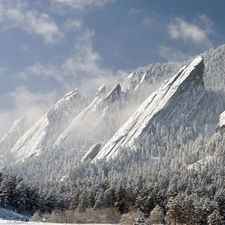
[10,90,85,161]
[0,207,27,222]
[0,117,35,154]
[54,86,108,146]
[94,56,205,161]
[121,62,182,93]
[0,222,112,225]
[54,84,122,151]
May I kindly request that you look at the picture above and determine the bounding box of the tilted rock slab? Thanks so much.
[94,56,205,161]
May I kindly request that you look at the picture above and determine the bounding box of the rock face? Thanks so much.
[94,56,205,161]
[10,90,85,161]
[215,111,225,132]
[81,143,102,161]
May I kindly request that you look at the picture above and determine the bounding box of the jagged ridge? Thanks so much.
[10,90,85,161]
[94,56,205,161]
[54,84,122,150]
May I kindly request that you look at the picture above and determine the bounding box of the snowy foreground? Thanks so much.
[0,221,113,225]
[0,207,112,224]
[0,221,51,224]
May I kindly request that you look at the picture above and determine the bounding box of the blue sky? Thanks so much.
[0,0,225,135]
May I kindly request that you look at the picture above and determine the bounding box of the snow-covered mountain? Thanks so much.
[94,56,205,161]
[0,116,36,165]
[54,84,123,151]
[9,90,86,161]
[1,45,225,180]
[0,117,34,151]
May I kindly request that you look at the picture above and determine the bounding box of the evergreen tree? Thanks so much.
[166,196,182,225]
[207,210,223,225]
[114,186,130,214]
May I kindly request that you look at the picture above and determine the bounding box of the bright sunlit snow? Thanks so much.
[0,222,112,225]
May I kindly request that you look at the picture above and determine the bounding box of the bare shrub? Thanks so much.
[31,211,42,222]
[104,207,121,223]
[46,210,85,223]
[150,205,165,224]
[120,210,139,225]
[44,207,121,223]
[85,207,121,223]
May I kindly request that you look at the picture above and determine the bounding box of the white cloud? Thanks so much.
[198,14,214,34]
[159,46,190,62]
[168,16,213,48]
[19,64,63,82]
[0,67,6,75]
[142,18,153,25]
[53,0,116,10]
[128,8,144,16]
[0,67,6,83]
[141,18,159,27]
[8,86,57,114]
[18,30,127,94]
[63,19,82,31]
[21,45,29,52]
[63,30,101,74]
[0,112,15,138]
[0,1,62,43]
[0,86,57,137]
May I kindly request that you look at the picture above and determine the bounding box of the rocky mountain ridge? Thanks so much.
[94,56,205,161]
[4,90,85,161]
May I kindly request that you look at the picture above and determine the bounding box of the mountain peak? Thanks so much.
[9,89,85,161]
[94,56,205,161]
